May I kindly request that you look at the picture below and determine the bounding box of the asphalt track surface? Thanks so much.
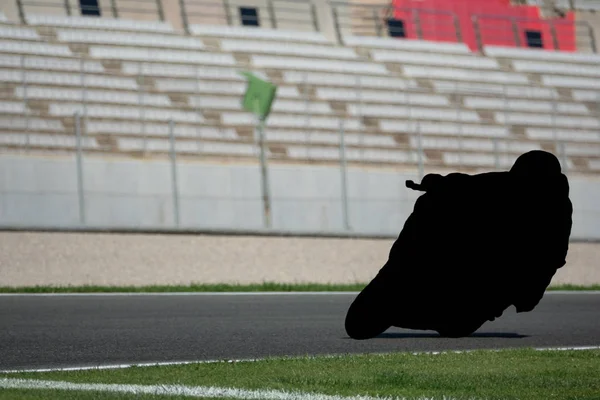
[1,292,599,371]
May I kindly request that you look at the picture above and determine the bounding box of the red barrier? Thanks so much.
[391,0,576,52]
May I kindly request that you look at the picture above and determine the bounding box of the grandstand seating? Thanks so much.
[0,12,599,174]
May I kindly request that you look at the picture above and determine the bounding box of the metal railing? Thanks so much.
[2,46,600,233]
[472,14,597,53]
[10,0,599,53]
[178,0,319,35]
[16,0,165,22]
[330,2,462,43]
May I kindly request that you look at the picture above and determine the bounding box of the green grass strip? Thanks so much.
[2,348,599,400]
[0,283,598,293]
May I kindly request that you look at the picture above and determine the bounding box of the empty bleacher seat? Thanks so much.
[89,46,235,66]
[48,103,203,123]
[56,29,205,50]
[0,101,31,114]
[221,112,364,131]
[86,121,238,139]
[0,54,105,72]
[266,129,397,147]
[0,70,138,89]
[0,133,28,145]
[15,86,172,107]
[0,25,40,40]
[0,133,97,149]
[118,137,264,157]
[403,65,529,84]
[371,50,500,69]
[410,136,541,153]
[525,128,600,143]
[442,152,519,168]
[495,112,600,129]
[201,141,265,156]
[283,71,418,90]
[511,60,600,78]
[251,55,388,75]
[287,145,420,163]
[484,45,600,64]
[121,62,267,81]
[190,25,330,44]
[26,14,174,33]
[562,143,600,157]
[0,116,64,131]
[542,75,600,89]
[343,35,471,54]
[571,90,600,102]
[379,120,510,138]
[348,104,481,122]
[155,79,300,98]
[589,159,600,170]
[431,80,559,99]
[316,87,449,106]
[220,39,358,59]
[189,96,332,115]
[463,97,589,114]
[0,40,72,56]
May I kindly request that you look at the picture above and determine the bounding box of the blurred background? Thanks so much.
[0,0,599,287]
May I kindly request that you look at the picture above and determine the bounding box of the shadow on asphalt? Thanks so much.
[372,332,529,339]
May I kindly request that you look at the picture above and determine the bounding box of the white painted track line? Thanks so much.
[0,291,598,297]
[2,346,599,374]
[0,378,428,400]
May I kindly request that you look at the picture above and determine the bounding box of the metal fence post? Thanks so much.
[310,2,320,32]
[223,0,232,26]
[511,17,521,47]
[110,0,118,18]
[597,92,600,143]
[178,0,190,34]
[256,114,272,229]
[503,83,510,165]
[356,75,364,162]
[551,89,559,161]
[80,55,87,137]
[589,24,597,54]
[138,61,147,153]
[156,0,165,22]
[194,66,203,153]
[303,72,312,161]
[414,9,423,40]
[472,15,483,52]
[16,0,26,24]
[453,13,463,43]
[373,8,382,37]
[74,112,86,226]
[267,0,277,29]
[168,119,180,228]
[331,5,343,45]
[21,55,30,152]
[415,120,424,181]
[454,83,464,171]
[493,137,500,170]
[550,21,559,50]
[339,118,350,231]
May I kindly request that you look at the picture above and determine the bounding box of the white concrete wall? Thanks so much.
[0,154,422,235]
[1,154,599,239]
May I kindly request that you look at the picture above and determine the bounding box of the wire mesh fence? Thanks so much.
[1,19,600,234]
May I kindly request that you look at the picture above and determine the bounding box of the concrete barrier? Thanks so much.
[0,232,597,287]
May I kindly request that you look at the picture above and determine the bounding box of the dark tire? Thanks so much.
[344,276,393,340]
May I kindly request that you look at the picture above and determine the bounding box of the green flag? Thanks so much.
[240,71,277,120]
